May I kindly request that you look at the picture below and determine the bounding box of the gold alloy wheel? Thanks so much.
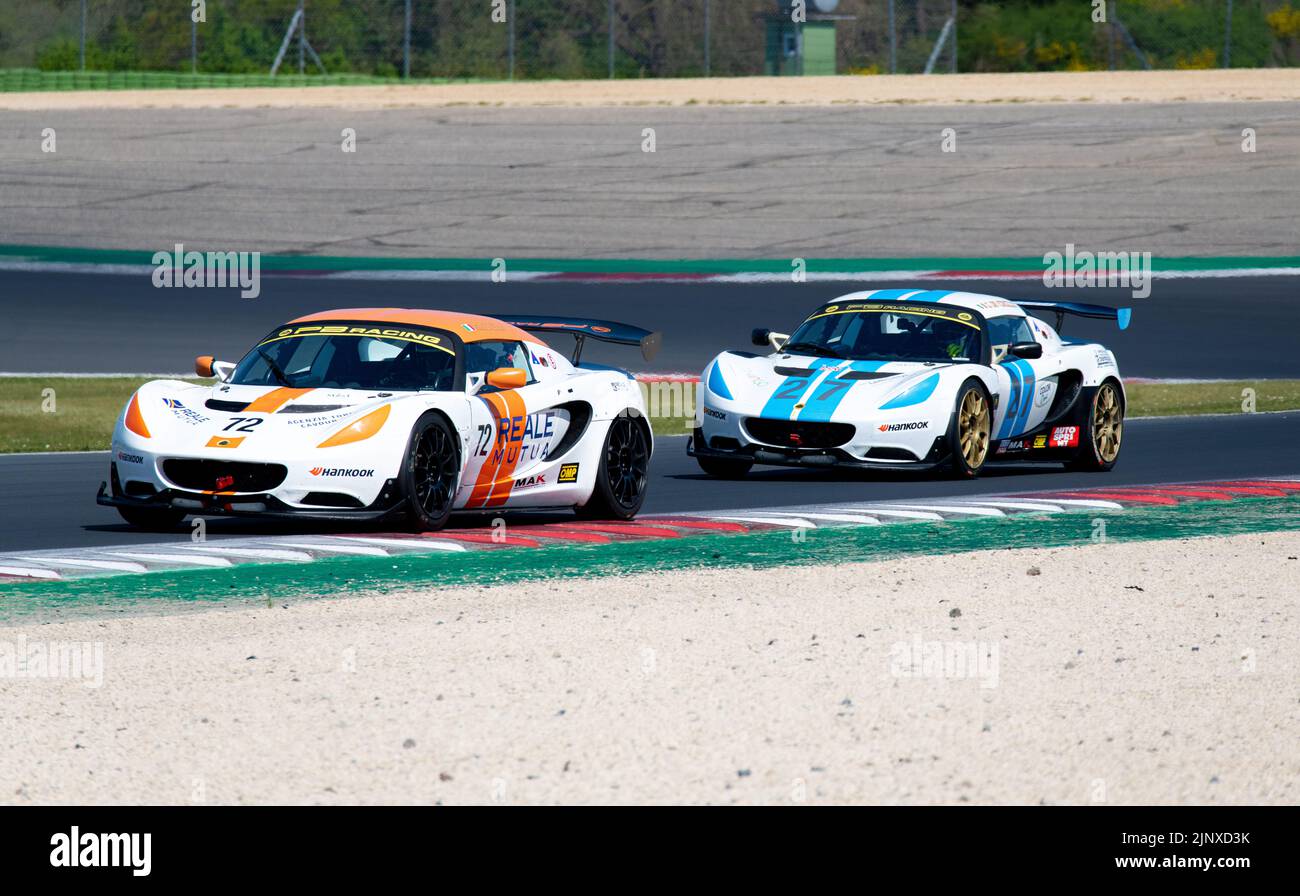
[1094,382,1124,463]
[958,389,991,469]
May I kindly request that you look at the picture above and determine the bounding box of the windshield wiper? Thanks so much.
[781,341,843,358]
[257,348,294,387]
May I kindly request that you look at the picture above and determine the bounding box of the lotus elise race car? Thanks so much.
[98,309,659,531]
[689,289,1129,478]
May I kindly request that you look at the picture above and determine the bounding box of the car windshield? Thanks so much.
[230,322,458,391]
[784,303,984,364]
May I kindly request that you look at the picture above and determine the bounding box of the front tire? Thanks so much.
[577,414,650,520]
[116,505,186,530]
[400,412,460,532]
[949,380,992,479]
[1068,379,1124,472]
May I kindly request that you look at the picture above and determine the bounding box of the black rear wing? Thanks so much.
[492,314,662,363]
[1015,301,1132,334]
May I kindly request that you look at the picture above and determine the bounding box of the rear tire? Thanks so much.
[696,455,753,479]
[400,412,460,532]
[1068,380,1124,472]
[948,380,993,479]
[116,505,186,530]
[577,414,650,520]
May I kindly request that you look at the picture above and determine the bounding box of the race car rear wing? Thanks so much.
[1015,301,1132,334]
[491,315,662,364]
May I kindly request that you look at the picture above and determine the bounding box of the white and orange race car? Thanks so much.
[97,309,658,531]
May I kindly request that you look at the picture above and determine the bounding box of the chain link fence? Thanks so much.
[1,1,1296,80]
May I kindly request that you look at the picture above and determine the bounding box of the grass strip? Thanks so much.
[3,495,1299,620]
[4,377,1298,452]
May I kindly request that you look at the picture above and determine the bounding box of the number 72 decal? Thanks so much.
[222,417,264,432]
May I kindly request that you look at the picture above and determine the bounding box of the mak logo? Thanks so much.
[513,474,546,489]
[878,421,930,433]
[50,826,151,877]
[310,467,375,477]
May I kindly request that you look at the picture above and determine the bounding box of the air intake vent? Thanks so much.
[280,404,347,414]
[301,492,365,508]
[837,370,897,381]
[162,459,287,493]
[743,418,854,449]
[205,399,249,412]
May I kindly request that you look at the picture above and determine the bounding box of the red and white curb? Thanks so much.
[1,478,1296,582]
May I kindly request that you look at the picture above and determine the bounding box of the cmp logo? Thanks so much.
[50,827,151,877]
[310,467,375,477]
[878,421,930,433]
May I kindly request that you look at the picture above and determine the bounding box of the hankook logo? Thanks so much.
[878,421,930,432]
[309,467,375,477]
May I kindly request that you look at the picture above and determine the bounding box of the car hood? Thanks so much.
[126,380,412,455]
[703,351,953,419]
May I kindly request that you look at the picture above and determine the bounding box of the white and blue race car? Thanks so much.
[688,289,1130,479]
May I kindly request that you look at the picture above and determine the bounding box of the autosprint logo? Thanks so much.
[151,242,261,299]
[1042,243,1152,299]
[889,636,1000,689]
[0,635,103,688]
[50,827,151,877]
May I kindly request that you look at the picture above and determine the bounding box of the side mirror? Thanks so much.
[751,328,772,347]
[195,355,216,378]
[486,367,528,391]
[1009,342,1043,359]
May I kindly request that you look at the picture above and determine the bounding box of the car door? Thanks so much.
[990,315,1060,441]
[457,340,568,509]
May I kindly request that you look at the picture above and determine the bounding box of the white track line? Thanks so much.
[183,546,314,562]
[334,536,467,552]
[713,515,817,528]
[15,556,148,573]
[832,507,945,521]
[946,500,1066,512]
[758,511,883,526]
[874,503,1006,517]
[1027,498,1126,510]
[0,565,61,579]
[104,551,232,567]
[276,541,390,557]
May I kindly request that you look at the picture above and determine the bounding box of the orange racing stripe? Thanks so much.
[484,390,528,508]
[466,392,510,508]
[245,387,313,413]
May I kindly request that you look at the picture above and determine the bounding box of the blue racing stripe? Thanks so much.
[862,288,916,301]
[879,372,939,410]
[798,360,884,421]
[1012,360,1036,437]
[903,290,956,303]
[759,358,839,420]
[998,362,1022,439]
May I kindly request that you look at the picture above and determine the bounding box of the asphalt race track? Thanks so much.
[5,269,1300,378]
[3,411,1299,552]
[3,269,1298,553]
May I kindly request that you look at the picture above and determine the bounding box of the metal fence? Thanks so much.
[1,1,1296,78]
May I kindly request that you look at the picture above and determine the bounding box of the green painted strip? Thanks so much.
[1,243,1298,275]
[4,495,1299,621]
[0,69,481,93]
